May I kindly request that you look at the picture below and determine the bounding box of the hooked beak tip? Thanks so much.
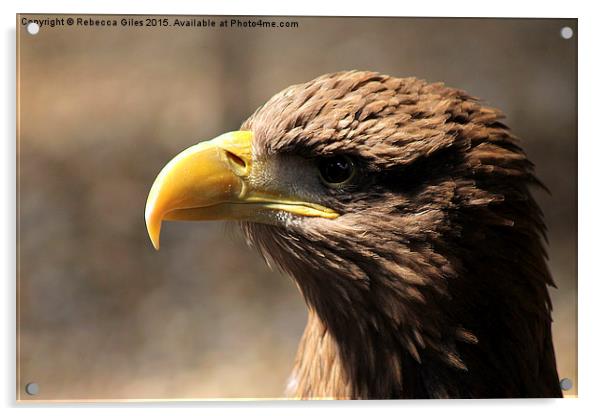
[145,201,162,251]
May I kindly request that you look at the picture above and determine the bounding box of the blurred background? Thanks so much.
[17,16,577,400]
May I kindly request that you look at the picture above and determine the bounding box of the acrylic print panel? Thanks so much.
[16,14,577,401]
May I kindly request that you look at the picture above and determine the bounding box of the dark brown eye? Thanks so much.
[318,155,356,186]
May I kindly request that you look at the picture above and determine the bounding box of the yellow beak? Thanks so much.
[145,131,338,250]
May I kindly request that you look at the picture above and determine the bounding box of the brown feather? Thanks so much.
[239,70,561,398]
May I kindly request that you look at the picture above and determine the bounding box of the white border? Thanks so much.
[2,1,598,415]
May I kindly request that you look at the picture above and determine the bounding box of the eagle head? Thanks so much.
[145,71,560,399]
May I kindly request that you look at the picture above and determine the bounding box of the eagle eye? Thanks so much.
[318,155,356,187]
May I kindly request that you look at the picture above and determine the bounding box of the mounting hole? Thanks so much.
[559,378,573,391]
[560,26,573,40]
[25,382,39,396]
[26,22,40,35]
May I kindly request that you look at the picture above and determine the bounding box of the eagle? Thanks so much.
[145,71,562,399]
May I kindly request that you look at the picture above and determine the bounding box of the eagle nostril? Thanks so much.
[225,150,247,175]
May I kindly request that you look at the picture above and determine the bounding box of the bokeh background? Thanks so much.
[17,15,577,400]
